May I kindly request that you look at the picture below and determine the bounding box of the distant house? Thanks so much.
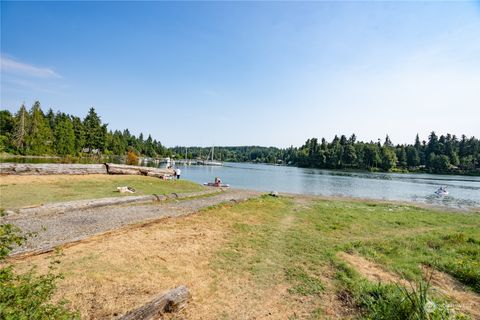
[82,148,100,155]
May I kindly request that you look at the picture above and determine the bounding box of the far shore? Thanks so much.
[2,153,479,176]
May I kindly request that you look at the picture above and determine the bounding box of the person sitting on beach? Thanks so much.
[214,177,222,186]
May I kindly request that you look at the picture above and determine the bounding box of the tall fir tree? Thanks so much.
[83,107,106,152]
[13,104,30,154]
[54,114,76,155]
[71,116,85,154]
[27,101,53,155]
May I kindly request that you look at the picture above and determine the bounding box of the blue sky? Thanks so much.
[1,1,479,147]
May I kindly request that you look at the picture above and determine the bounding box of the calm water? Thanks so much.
[175,162,480,210]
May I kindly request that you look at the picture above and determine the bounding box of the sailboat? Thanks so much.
[203,146,223,166]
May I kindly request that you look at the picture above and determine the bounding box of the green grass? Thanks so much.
[209,196,479,318]
[0,175,204,209]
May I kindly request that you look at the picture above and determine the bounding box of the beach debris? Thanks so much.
[116,186,136,193]
[119,285,190,319]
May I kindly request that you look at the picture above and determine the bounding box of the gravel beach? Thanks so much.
[3,189,260,255]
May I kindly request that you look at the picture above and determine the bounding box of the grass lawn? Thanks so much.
[13,196,480,319]
[0,174,204,209]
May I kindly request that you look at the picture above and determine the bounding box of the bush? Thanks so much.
[0,212,79,319]
[126,150,138,165]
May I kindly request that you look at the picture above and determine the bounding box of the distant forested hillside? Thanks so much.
[0,102,170,158]
[292,134,479,175]
[170,146,285,164]
[172,133,480,175]
[1,102,478,175]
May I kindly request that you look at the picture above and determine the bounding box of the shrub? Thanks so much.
[126,150,138,165]
[0,212,78,319]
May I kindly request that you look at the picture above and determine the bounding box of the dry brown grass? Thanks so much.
[13,201,323,319]
[16,208,228,319]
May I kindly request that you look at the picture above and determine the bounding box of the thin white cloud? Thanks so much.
[0,55,61,78]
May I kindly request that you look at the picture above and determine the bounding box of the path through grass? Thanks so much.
[12,195,480,319]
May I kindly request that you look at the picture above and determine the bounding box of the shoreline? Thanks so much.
[272,190,480,213]
[1,154,479,176]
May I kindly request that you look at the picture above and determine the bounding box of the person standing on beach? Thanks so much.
[175,167,181,179]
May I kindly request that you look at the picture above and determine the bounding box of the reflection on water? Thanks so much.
[176,162,480,210]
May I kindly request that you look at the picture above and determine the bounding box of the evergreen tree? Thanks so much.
[384,135,393,148]
[380,147,397,171]
[406,146,420,167]
[342,145,357,166]
[53,114,75,155]
[396,146,407,167]
[45,108,56,130]
[26,102,53,155]
[13,104,29,154]
[71,116,85,154]
[83,107,105,152]
[0,110,14,152]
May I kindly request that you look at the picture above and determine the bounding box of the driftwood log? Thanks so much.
[0,163,107,175]
[119,286,190,320]
[105,163,174,177]
[3,189,221,216]
[0,163,174,177]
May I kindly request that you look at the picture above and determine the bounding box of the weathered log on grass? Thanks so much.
[119,286,190,320]
[0,163,107,175]
[4,189,222,217]
[8,195,158,217]
[105,163,174,177]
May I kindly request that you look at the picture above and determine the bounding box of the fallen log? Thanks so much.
[5,195,158,218]
[0,163,107,175]
[119,286,190,320]
[3,189,221,218]
[105,163,174,177]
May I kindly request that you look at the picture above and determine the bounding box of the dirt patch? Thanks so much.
[319,266,358,319]
[338,252,408,285]
[339,252,480,318]
[423,266,480,318]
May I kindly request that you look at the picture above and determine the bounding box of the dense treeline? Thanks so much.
[0,102,170,158]
[293,133,480,175]
[173,133,480,175]
[170,146,285,164]
[1,102,478,175]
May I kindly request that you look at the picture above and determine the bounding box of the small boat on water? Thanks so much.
[204,182,230,188]
[204,177,229,188]
[435,187,449,196]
